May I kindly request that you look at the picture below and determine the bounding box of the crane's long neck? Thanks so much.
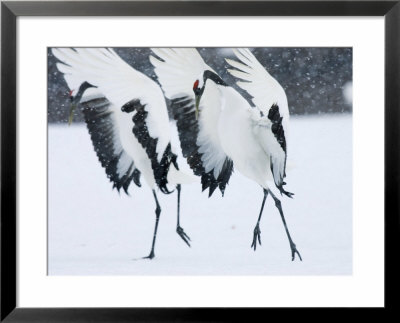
[203,70,227,88]
[202,70,230,112]
[73,81,96,104]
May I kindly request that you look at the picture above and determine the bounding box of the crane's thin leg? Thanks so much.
[251,189,268,251]
[175,184,191,247]
[143,190,161,260]
[268,189,302,261]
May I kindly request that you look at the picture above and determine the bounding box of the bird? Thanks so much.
[150,49,234,198]
[52,47,195,259]
[150,48,302,261]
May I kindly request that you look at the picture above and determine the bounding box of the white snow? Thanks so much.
[48,114,352,275]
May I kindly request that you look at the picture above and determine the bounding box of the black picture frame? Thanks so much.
[1,0,399,321]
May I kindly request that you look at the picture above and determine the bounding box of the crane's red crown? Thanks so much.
[193,80,199,90]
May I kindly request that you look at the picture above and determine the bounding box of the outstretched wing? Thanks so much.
[120,98,176,194]
[79,93,141,194]
[52,47,175,193]
[150,48,233,197]
[226,49,289,119]
[226,48,292,197]
[52,48,170,161]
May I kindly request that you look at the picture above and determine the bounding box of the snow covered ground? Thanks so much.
[48,114,352,275]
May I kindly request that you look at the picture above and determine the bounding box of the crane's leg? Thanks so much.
[268,189,302,261]
[143,190,161,260]
[175,184,191,247]
[251,189,268,251]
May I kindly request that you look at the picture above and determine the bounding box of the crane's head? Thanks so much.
[193,71,228,120]
[67,81,96,125]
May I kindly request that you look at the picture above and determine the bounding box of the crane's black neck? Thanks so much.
[203,70,227,87]
[72,81,96,104]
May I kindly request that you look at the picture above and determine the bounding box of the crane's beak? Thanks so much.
[195,94,201,120]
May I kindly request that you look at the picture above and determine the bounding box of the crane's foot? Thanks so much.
[251,224,262,251]
[290,242,302,261]
[142,251,155,260]
[177,226,191,247]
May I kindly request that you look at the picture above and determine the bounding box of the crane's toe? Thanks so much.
[251,224,262,251]
[142,251,155,260]
[177,226,191,247]
[290,242,302,261]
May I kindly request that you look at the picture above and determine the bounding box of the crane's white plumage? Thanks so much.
[151,48,233,196]
[227,49,289,117]
[226,48,290,191]
[150,48,211,99]
[53,48,170,163]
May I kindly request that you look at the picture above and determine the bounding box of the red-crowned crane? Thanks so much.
[150,48,301,261]
[52,48,194,259]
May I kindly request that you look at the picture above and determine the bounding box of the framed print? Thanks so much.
[1,0,399,321]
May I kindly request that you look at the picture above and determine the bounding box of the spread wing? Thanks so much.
[120,98,176,194]
[52,47,175,193]
[150,48,233,197]
[226,48,292,197]
[52,48,170,161]
[80,95,141,194]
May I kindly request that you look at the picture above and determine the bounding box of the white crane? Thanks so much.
[150,48,301,261]
[52,48,194,259]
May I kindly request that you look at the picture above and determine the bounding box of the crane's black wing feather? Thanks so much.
[121,99,177,194]
[79,96,141,194]
[170,96,233,197]
[267,104,292,198]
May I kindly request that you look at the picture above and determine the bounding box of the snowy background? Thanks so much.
[48,47,352,122]
[48,48,352,275]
